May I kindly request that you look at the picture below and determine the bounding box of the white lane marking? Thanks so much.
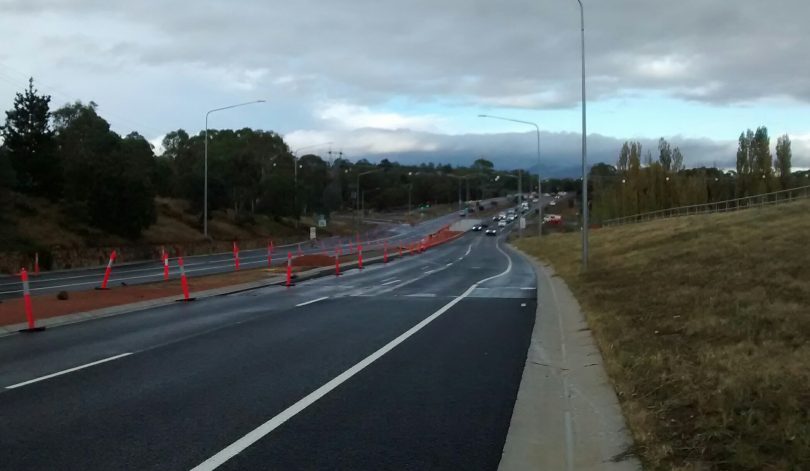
[424,270,438,275]
[521,287,537,290]
[190,238,515,471]
[458,257,464,261]
[295,297,329,307]
[380,277,397,284]
[420,266,431,270]
[445,263,453,267]
[380,279,400,286]
[464,244,472,257]
[5,353,133,390]
[405,293,436,298]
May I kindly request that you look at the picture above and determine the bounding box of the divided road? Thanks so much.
[0,227,537,470]
[0,209,465,301]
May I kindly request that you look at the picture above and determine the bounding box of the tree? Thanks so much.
[751,126,772,193]
[775,134,792,189]
[617,142,630,173]
[0,78,61,199]
[472,158,494,173]
[658,138,673,172]
[54,102,156,237]
[671,147,684,173]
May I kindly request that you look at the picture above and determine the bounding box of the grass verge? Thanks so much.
[514,200,810,470]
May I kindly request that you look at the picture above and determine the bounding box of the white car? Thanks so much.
[498,220,507,227]
[549,201,557,206]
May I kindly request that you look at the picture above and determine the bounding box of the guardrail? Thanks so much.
[603,185,810,226]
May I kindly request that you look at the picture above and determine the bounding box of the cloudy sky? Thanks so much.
[1,0,809,175]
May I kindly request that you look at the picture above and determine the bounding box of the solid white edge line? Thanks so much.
[5,352,133,390]
[190,238,515,471]
[295,297,329,307]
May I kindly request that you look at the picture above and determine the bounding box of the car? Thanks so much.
[485,228,497,236]
[492,215,500,221]
[459,210,466,216]
[472,224,482,231]
[549,201,557,206]
[498,212,506,219]
[480,223,489,228]
[498,220,507,227]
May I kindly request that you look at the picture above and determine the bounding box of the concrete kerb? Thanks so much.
[498,244,641,471]
[0,249,411,338]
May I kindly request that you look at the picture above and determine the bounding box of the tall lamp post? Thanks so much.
[577,0,589,270]
[291,142,333,227]
[204,99,265,238]
[356,168,383,230]
[478,114,542,237]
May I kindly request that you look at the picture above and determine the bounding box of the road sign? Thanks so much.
[318,218,327,228]
[310,227,316,240]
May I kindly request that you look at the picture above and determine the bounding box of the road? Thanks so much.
[0,208,466,301]
[0,225,537,470]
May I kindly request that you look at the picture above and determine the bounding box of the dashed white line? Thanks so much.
[381,279,401,286]
[464,244,472,257]
[5,353,133,389]
[521,287,537,290]
[295,296,329,307]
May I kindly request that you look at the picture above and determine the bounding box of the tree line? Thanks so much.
[590,130,802,221]
[0,79,536,239]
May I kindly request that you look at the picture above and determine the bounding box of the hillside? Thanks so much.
[515,200,810,470]
[0,193,348,272]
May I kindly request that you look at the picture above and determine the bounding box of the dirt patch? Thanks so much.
[0,268,278,328]
[291,254,334,267]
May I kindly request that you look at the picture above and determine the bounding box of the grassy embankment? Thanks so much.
[515,199,809,470]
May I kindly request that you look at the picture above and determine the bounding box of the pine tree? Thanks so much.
[0,78,61,199]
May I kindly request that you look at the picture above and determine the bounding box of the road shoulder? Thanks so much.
[499,246,641,471]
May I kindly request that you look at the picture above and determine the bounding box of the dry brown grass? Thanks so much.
[515,200,810,470]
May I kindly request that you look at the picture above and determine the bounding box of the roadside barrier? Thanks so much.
[233,241,240,271]
[97,250,117,290]
[19,268,44,332]
[178,257,192,302]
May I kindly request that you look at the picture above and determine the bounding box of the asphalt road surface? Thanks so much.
[0,209,465,301]
[0,225,537,470]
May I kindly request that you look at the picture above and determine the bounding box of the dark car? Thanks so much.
[472,224,483,231]
[485,228,497,236]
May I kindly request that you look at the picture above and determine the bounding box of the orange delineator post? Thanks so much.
[297,243,303,256]
[383,242,388,263]
[335,250,341,277]
[178,257,191,301]
[162,252,170,280]
[286,252,293,287]
[358,244,364,270]
[267,240,274,268]
[99,250,117,290]
[20,268,40,331]
[233,241,240,271]
[398,245,403,258]
[34,252,40,276]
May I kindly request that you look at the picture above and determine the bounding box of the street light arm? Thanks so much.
[478,114,539,134]
[206,100,266,119]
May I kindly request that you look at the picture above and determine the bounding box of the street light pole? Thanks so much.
[578,0,589,270]
[291,141,333,227]
[478,114,543,237]
[203,99,265,238]
[356,168,383,231]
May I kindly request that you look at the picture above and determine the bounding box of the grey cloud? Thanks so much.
[7,0,810,107]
